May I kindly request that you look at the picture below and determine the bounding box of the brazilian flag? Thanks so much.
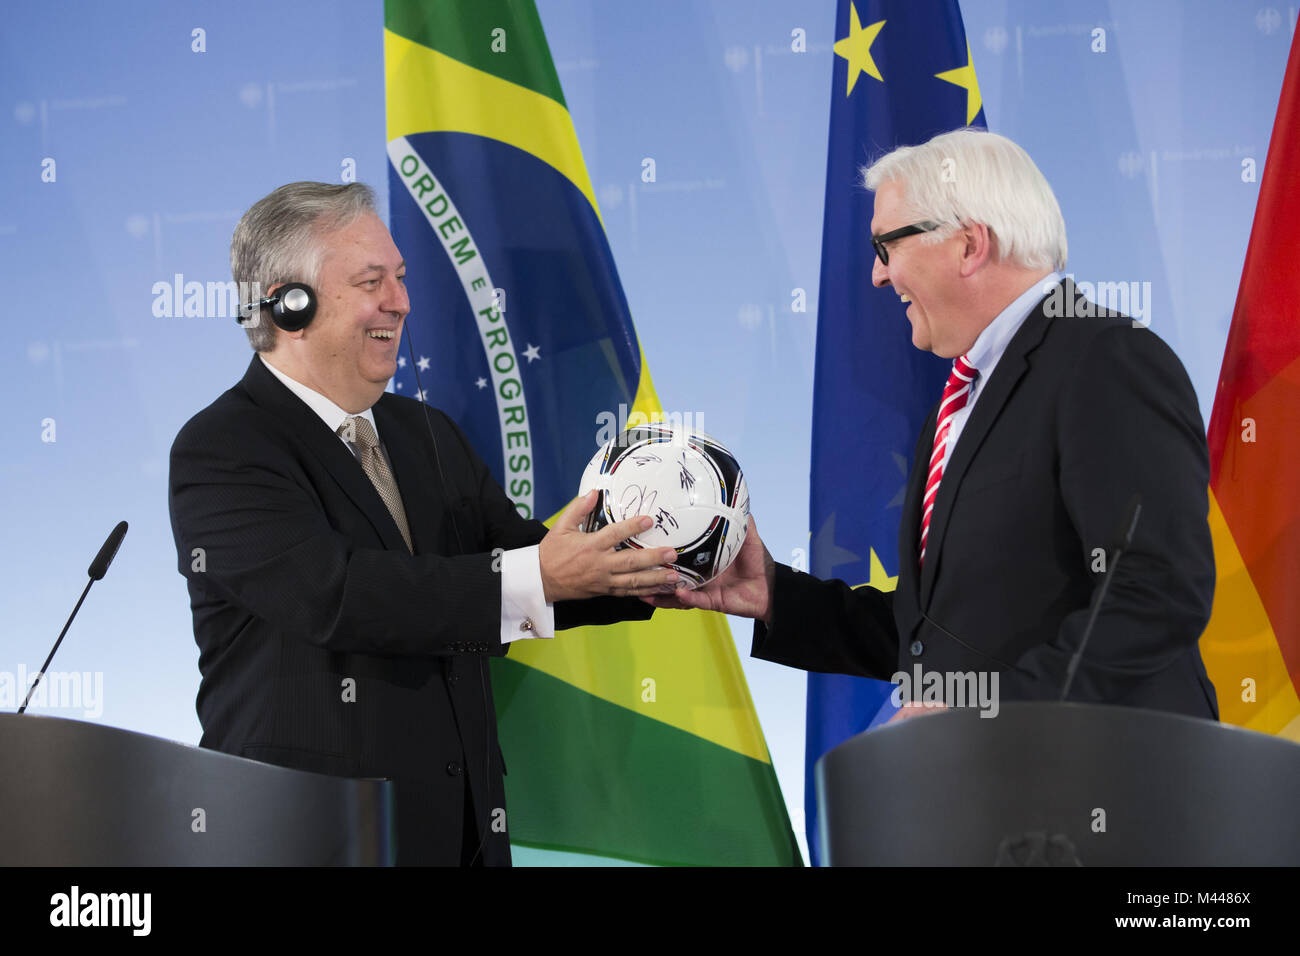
[384,0,800,866]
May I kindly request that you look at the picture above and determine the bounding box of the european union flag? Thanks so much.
[807,0,985,866]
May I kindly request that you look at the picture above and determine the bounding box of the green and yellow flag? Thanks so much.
[383,0,800,865]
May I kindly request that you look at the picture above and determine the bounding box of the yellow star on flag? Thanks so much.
[934,41,983,125]
[851,547,899,594]
[833,4,885,96]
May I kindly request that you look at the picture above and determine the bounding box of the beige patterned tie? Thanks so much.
[338,416,414,554]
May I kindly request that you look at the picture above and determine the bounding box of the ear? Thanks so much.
[957,222,994,277]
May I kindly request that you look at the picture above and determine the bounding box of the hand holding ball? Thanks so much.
[578,424,750,589]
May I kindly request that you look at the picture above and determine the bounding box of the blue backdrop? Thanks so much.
[0,0,1290,863]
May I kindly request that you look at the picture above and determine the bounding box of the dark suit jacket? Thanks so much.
[168,356,650,865]
[754,282,1219,719]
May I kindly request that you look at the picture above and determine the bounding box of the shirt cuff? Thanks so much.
[500,545,555,643]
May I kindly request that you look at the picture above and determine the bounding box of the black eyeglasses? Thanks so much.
[871,221,941,265]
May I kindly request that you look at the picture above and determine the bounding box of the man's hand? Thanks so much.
[641,515,775,624]
[887,701,948,724]
[539,490,679,602]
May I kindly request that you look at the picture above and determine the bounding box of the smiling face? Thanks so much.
[266,211,409,413]
[869,180,970,358]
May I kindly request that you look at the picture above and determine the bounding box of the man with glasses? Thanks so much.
[651,128,1218,719]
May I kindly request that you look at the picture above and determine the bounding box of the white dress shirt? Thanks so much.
[940,272,1064,472]
[259,354,554,643]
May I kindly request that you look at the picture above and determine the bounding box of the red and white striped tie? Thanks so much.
[919,354,978,565]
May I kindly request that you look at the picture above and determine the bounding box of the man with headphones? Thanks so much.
[168,182,674,865]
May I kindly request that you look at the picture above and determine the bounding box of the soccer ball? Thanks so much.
[577,423,750,589]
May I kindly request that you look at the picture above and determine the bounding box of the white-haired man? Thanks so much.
[169,182,675,865]
[653,129,1218,719]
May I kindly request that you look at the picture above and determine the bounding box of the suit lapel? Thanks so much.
[896,411,935,618]
[238,356,412,554]
[374,397,443,555]
[918,286,1060,607]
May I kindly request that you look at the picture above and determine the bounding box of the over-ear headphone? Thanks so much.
[236,282,318,332]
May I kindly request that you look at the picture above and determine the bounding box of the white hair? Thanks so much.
[230,182,377,352]
[863,128,1067,272]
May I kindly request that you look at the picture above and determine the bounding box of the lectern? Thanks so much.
[0,714,394,865]
[816,702,1300,865]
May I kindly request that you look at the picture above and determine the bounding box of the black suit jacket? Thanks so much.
[754,282,1219,718]
[168,356,650,865]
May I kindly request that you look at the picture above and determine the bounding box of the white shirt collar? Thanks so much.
[964,271,1064,391]
[258,353,379,439]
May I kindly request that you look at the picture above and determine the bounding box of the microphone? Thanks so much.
[88,520,128,580]
[19,521,128,714]
[1059,495,1142,702]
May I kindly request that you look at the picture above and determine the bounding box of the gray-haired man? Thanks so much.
[169,182,672,864]
[651,129,1218,721]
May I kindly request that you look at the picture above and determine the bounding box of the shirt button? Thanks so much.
[910,639,924,657]
[446,761,462,776]
[519,618,535,633]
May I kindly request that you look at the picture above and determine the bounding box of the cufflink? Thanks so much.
[519,618,535,633]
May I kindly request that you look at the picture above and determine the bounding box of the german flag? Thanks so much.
[1203,25,1300,741]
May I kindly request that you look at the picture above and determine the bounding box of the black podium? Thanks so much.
[816,702,1300,865]
[0,715,394,865]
